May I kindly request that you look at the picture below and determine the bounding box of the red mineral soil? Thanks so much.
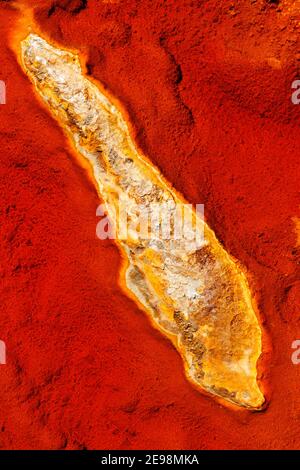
[0,0,299,450]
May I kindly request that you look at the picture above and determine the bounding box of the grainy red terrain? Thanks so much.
[0,0,299,449]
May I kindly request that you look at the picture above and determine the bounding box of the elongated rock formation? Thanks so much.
[20,33,264,409]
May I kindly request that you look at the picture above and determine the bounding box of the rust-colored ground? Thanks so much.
[0,0,299,449]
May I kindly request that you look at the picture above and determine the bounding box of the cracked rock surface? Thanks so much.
[20,33,264,409]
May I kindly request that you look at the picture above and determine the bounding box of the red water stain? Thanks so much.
[0,0,299,449]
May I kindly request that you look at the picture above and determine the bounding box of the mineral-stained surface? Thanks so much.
[1,0,300,451]
[20,33,264,409]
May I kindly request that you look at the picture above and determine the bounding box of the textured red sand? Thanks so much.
[0,0,299,449]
